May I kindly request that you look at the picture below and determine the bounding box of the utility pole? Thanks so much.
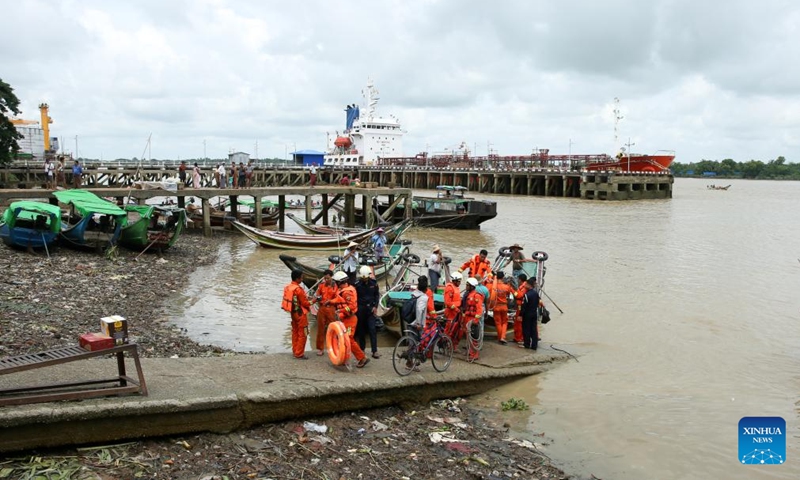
[625,138,635,172]
[74,135,78,160]
[203,139,207,160]
[254,140,258,160]
[568,138,575,170]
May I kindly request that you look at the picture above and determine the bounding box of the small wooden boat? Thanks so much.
[706,185,731,191]
[53,190,127,250]
[232,221,382,250]
[118,205,187,252]
[286,212,407,241]
[279,240,413,288]
[0,201,62,250]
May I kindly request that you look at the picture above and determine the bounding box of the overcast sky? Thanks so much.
[2,0,798,163]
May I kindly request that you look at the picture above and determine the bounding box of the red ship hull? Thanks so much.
[584,153,674,172]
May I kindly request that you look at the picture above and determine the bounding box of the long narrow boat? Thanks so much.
[232,221,381,250]
[279,240,413,287]
[53,190,127,250]
[119,205,187,251]
[286,212,407,241]
[0,201,62,250]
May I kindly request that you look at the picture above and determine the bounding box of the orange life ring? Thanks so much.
[326,321,350,366]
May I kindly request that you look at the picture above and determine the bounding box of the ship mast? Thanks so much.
[613,97,623,152]
[362,79,379,121]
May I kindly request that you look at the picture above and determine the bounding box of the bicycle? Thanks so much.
[392,316,454,376]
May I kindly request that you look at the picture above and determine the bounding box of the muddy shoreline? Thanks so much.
[0,234,574,479]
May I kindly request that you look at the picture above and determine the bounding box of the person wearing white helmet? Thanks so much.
[443,270,463,343]
[354,265,381,358]
[329,269,370,368]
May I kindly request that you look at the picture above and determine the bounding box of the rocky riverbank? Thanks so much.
[0,232,231,358]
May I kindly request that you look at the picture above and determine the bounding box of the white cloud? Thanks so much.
[1,0,797,162]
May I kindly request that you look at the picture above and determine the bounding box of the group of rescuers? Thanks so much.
[282,243,543,368]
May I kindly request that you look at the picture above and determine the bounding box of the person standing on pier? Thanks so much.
[55,157,65,188]
[245,161,254,188]
[44,159,55,189]
[309,163,317,187]
[238,162,246,189]
[313,269,338,356]
[492,271,514,344]
[341,241,360,285]
[216,163,226,188]
[354,266,381,359]
[329,271,370,368]
[192,162,201,188]
[178,160,187,186]
[230,162,238,188]
[71,160,83,189]
[281,269,311,359]
[520,277,541,350]
[513,273,529,345]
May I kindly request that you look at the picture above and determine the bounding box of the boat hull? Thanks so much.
[232,221,380,250]
[119,208,186,251]
[59,215,123,251]
[585,154,675,172]
[0,224,59,250]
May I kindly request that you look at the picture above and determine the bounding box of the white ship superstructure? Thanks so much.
[324,80,404,166]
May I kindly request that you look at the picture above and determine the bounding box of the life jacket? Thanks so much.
[464,290,484,319]
[281,283,303,313]
[444,282,462,310]
[494,283,513,312]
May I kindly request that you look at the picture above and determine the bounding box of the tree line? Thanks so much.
[670,157,799,180]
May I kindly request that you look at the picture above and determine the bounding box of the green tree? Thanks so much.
[0,78,23,166]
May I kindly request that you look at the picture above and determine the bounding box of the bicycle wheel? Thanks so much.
[431,334,454,372]
[392,335,420,376]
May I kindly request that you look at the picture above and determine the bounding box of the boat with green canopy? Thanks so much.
[0,201,62,250]
[119,205,187,251]
[53,190,127,250]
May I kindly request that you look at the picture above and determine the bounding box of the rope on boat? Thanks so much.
[549,344,578,362]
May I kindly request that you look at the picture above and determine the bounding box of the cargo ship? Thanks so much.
[324,83,673,172]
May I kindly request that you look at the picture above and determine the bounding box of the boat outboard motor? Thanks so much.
[327,255,342,264]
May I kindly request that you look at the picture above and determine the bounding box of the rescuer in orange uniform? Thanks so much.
[443,271,463,343]
[328,271,370,368]
[458,249,492,280]
[281,269,311,359]
[513,273,530,345]
[313,269,338,356]
[463,277,485,362]
[492,271,515,344]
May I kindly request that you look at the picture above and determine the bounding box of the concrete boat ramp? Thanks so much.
[0,344,570,453]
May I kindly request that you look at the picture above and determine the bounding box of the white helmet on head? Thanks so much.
[359,265,372,278]
[332,271,349,282]
[466,277,478,287]
[450,271,462,281]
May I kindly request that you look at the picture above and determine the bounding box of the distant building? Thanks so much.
[702,171,717,177]
[291,150,325,166]
[228,152,250,164]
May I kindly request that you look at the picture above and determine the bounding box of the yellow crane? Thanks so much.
[9,103,54,152]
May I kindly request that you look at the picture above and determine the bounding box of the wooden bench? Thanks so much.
[0,344,148,407]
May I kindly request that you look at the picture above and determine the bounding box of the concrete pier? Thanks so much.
[0,344,570,453]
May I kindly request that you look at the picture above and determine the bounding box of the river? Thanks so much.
[171,177,799,479]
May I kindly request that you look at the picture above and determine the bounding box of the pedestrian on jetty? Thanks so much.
[314,269,338,356]
[458,249,491,280]
[520,277,541,350]
[354,266,381,359]
[178,160,187,185]
[44,159,55,189]
[72,160,83,189]
[310,163,317,187]
[513,273,529,345]
[329,271,369,368]
[281,270,311,359]
[216,164,226,188]
[56,157,65,188]
[245,161,254,188]
[238,162,246,188]
[192,162,201,188]
[230,162,238,188]
[492,271,514,344]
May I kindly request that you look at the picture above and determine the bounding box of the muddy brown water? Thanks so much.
[172,179,800,480]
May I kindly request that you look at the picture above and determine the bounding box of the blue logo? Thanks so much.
[739,417,785,465]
